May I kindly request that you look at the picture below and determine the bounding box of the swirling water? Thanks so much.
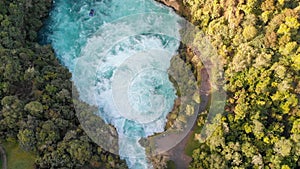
[41,0,181,168]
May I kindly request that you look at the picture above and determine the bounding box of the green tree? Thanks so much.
[17,128,36,151]
[0,96,24,137]
[24,101,43,117]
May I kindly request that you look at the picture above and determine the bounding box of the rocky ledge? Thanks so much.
[156,0,191,19]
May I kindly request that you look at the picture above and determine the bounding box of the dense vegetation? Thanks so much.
[0,0,127,168]
[182,0,300,168]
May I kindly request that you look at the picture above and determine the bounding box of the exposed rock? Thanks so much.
[156,0,191,19]
[156,0,180,11]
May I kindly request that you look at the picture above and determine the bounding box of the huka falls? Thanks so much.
[40,0,202,168]
[3,0,295,168]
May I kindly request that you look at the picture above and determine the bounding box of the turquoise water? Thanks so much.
[41,0,181,168]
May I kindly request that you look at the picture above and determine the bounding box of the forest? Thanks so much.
[0,0,299,169]
[182,0,300,168]
[0,0,127,168]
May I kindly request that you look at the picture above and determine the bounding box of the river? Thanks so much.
[40,0,182,168]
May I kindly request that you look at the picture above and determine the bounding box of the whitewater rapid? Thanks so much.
[41,0,181,168]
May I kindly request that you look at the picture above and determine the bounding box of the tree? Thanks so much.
[0,96,24,137]
[24,101,43,117]
[37,120,60,147]
[17,128,36,151]
[67,139,92,165]
[274,138,292,157]
[242,25,257,41]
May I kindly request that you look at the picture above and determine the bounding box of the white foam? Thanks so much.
[45,0,182,168]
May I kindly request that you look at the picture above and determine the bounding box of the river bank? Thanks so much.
[151,1,212,169]
[165,53,212,169]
